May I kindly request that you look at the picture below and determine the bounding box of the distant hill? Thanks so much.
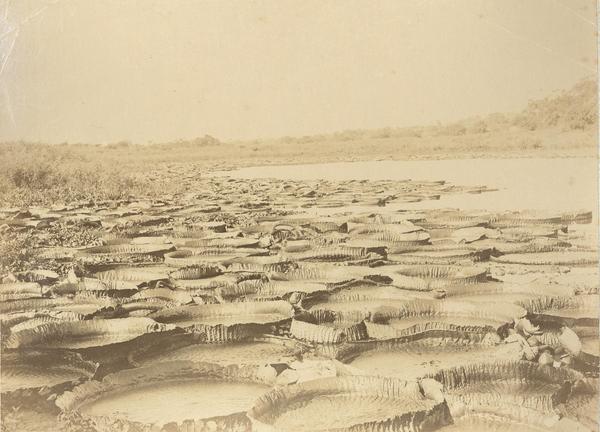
[245,77,597,145]
[431,77,597,137]
[3,78,595,148]
[513,78,597,131]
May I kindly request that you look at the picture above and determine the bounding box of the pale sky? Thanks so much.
[0,0,597,143]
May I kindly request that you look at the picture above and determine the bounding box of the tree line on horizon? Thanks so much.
[0,77,596,149]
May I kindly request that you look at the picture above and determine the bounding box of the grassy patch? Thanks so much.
[0,143,175,207]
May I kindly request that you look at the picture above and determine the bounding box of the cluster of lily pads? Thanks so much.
[0,174,597,432]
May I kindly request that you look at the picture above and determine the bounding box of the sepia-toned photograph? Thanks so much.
[0,1,598,431]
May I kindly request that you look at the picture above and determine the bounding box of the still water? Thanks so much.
[220,158,597,213]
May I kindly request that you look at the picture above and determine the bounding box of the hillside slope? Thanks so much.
[515,78,597,131]
[244,77,597,145]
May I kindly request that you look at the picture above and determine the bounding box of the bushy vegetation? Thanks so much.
[0,143,164,206]
[515,79,597,131]
[256,77,597,145]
